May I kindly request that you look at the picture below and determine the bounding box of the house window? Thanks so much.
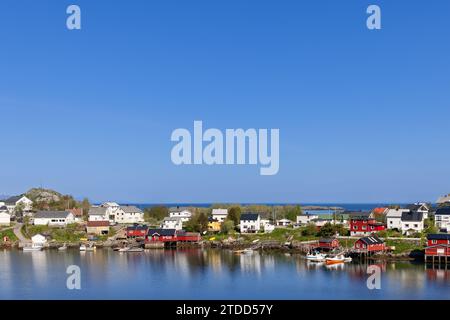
[414,224,418,228]
[405,224,409,228]
[353,226,357,230]
[362,226,367,230]
[432,240,437,244]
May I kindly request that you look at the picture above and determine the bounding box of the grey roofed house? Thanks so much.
[4,195,24,205]
[347,211,373,220]
[406,203,430,212]
[359,235,384,245]
[34,211,72,219]
[240,213,260,221]
[401,211,423,222]
[163,216,182,221]
[120,205,143,213]
[89,207,108,215]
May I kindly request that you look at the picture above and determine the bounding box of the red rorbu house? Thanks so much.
[349,212,385,236]
[126,224,148,239]
[145,229,201,244]
[354,236,386,253]
[318,238,340,250]
[425,234,450,264]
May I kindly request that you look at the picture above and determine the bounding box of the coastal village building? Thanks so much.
[68,208,83,222]
[86,221,110,235]
[88,207,109,222]
[435,207,450,232]
[169,209,192,222]
[349,212,385,236]
[354,236,385,253]
[31,234,47,246]
[425,234,450,263]
[400,211,424,235]
[0,211,10,226]
[101,202,121,223]
[240,213,260,233]
[126,224,148,238]
[406,203,430,219]
[161,217,183,230]
[208,218,222,232]
[145,229,200,244]
[296,214,319,225]
[386,208,409,230]
[318,238,340,250]
[115,205,144,224]
[211,208,228,222]
[4,195,33,214]
[277,219,292,227]
[33,211,75,227]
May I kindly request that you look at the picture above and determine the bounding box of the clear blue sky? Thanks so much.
[0,0,449,203]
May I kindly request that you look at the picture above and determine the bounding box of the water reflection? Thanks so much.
[0,248,449,299]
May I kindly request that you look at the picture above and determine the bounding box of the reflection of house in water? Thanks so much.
[239,252,261,276]
[426,266,450,284]
[30,251,48,285]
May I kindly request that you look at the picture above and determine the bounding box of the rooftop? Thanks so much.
[34,211,72,219]
[240,213,259,221]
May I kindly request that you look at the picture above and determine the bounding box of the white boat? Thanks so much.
[306,251,326,262]
[242,248,254,254]
[86,244,96,252]
[344,257,352,263]
[23,244,43,252]
[118,247,130,252]
[79,244,87,251]
[127,247,144,253]
[58,243,67,251]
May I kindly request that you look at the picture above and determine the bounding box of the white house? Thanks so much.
[400,211,424,235]
[386,208,409,230]
[240,213,260,233]
[101,202,121,222]
[115,205,144,224]
[33,211,75,226]
[88,206,109,222]
[406,203,430,219]
[169,209,192,222]
[277,219,293,227]
[161,217,183,231]
[263,223,275,233]
[0,211,11,226]
[296,214,319,225]
[435,207,450,232]
[31,234,47,246]
[211,208,228,222]
[4,195,33,214]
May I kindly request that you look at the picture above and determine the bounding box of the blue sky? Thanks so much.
[0,0,449,203]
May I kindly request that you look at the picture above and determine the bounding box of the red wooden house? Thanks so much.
[354,236,385,252]
[318,238,340,250]
[349,212,385,236]
[126,224,148,238]
[425,234,450,258]
[145,228,201,243]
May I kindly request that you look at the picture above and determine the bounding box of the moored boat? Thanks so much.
[23,244,43,252]
[325,255,346,265]
[306,251,327,262]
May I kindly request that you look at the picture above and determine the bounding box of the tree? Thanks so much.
[301,223,317,236]
[285,205,302,222]
[144,206,168,222]
[221,220,235,234]
[318,223,335,237]
[227,207,241,227]
[185,211,209,233]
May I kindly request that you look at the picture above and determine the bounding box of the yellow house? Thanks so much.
[208,220,222,232]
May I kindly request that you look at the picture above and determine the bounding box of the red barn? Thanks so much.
[126,224,148,238]
[349,212,385,236]
[146,229,177,242]
[176,230,201,242]
[354,236,385,252]
[318,238,340,250]
[425,234,450,258]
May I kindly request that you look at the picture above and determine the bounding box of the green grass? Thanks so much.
[0,228,18,242]
[385,239,423,254]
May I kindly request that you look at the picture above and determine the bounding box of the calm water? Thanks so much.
[1,249,449,300]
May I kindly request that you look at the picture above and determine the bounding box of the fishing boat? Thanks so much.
[23,244,43,252]
[306,251,327,262]
[325,254,346,265]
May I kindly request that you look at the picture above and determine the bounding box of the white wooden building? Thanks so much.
[211,208,228,222]
[240,213,260,233]
[386,208,409,230]
[0,211,11,226]
[115,205,144,224]
[33,211,75,226]
[161,217,183,231]
[435,207,450,232]
[169,209,192,222]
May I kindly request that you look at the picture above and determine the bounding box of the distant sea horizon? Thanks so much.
[118,203,413,212]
